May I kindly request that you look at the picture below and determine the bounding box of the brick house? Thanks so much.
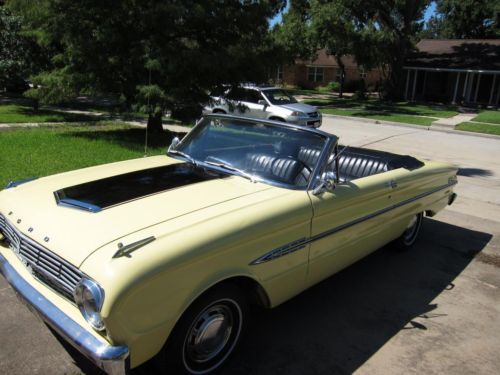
[273,49,383,90]
[404,39,500,106]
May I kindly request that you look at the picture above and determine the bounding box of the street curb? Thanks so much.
[322,114,500,140]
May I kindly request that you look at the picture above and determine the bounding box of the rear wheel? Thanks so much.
[160,284,248,374]
[213,109,226,114]
[269,116,286,123]
[394,213,423,250]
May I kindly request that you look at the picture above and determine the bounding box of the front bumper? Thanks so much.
[289,116,322,128]
[0,252,130,375]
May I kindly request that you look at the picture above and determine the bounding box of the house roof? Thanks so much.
[406,39,500,71]
[296,49,358,68]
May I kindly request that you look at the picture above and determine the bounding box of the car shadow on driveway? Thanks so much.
[457,168,493,177]
[220,217,492,375]
[52,217,491,375]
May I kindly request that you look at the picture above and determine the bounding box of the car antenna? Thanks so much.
[144,64,152,157]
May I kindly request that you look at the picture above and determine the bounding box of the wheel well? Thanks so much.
[269,116,285,122]
[204,276,270,308]
[213,109,226,114]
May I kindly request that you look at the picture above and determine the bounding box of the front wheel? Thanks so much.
[160,284,247,374]
[394,212,423,250]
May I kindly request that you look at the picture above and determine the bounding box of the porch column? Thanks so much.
[489,74,497,106]
[405,69,410,100]
[411,69,418,102]
[462,72,469,100]
[496,78,500,107]
[422,71,428,100]
[474,73,481,103]
[466,73,474,103]
[452,72,461,104]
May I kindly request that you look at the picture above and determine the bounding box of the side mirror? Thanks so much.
[168,137,180,153]
[312,171,336,195]
[258,99,267,107]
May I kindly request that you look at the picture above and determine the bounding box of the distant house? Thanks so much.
[404,39,500,106]
[275,49,382,90]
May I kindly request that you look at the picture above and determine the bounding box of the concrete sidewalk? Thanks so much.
[431,113,477,131]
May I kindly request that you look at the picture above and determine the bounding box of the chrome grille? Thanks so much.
[307,111,319,118]
[0,214,83,302]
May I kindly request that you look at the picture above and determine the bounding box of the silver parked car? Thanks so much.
[203,85,322,128]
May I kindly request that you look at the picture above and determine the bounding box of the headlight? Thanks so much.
[74,278,106,331]
[290,111,304,116]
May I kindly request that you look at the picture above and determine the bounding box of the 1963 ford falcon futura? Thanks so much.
[0,115,457,374]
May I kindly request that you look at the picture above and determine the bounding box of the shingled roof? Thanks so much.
[295,49,358,68]
[406,39,500,71]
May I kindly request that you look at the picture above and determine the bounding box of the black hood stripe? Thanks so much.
[54,163,224,212]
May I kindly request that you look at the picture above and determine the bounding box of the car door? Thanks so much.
[226,88,267,119]
[305,172,403,288]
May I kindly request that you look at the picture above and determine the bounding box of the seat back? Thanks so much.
[298,146,390,182]
[246,153,306,185]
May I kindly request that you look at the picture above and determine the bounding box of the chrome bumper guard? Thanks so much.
[0,253,130,375]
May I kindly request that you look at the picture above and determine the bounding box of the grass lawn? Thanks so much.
[472,110,500,125]
[0,122,176,186]
[456,121,500,136]
[301,98,459,126]
[0,104,97,123]
[321,107,434,126]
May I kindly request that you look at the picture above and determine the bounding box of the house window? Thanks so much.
[359,68,367,79]
[277,66,283,81]
[269,66,283,83]
[308,67,324,82]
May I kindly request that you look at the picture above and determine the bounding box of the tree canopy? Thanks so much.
[6,0,286,131]
[421,0,499,39]
[0,5,49,91]
[275,0,429,98]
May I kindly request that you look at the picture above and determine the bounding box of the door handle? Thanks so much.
[386,180,398,189]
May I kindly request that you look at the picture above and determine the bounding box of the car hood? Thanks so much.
[280,102,318,114]
[0,156,272,267]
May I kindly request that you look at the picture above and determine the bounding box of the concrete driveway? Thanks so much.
[1,117,499,374]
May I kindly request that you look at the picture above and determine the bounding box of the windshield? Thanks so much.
[262,89,298,105]
[173,117,329,188]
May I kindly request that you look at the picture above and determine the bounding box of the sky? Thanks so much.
[269,1,438,27]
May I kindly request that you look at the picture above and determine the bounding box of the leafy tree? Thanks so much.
[276,0,429,98]
[7,0,285,133]
[0,5,48,93]
[422,0,499,39]
[351,0,430,98]
[308,1,364,97]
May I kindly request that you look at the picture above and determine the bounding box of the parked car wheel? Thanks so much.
[213,109,226,114]
[269,116,286,123]
[160,284,248,374]
[394,213,423,249]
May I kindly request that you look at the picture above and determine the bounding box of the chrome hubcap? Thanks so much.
[186,304,234,363]
[403,214,421,243]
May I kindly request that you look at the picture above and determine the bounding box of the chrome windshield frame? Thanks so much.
[170,114,337,191]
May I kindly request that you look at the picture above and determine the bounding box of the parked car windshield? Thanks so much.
[173,117,329,188]
[262,89,298,105]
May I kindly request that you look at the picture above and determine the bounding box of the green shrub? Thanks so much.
[317,81,340,92]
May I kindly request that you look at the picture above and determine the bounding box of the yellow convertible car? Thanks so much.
[0,115,457,374]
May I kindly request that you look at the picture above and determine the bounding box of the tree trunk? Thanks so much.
[147,112,163,133]
[335,55,345,98]
[32,99,39,111]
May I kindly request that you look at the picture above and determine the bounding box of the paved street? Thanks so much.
[1,117,500,374]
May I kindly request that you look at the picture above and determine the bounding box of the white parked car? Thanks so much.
[203,85,322,128]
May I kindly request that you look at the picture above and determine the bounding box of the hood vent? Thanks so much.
[54,163,223,212]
